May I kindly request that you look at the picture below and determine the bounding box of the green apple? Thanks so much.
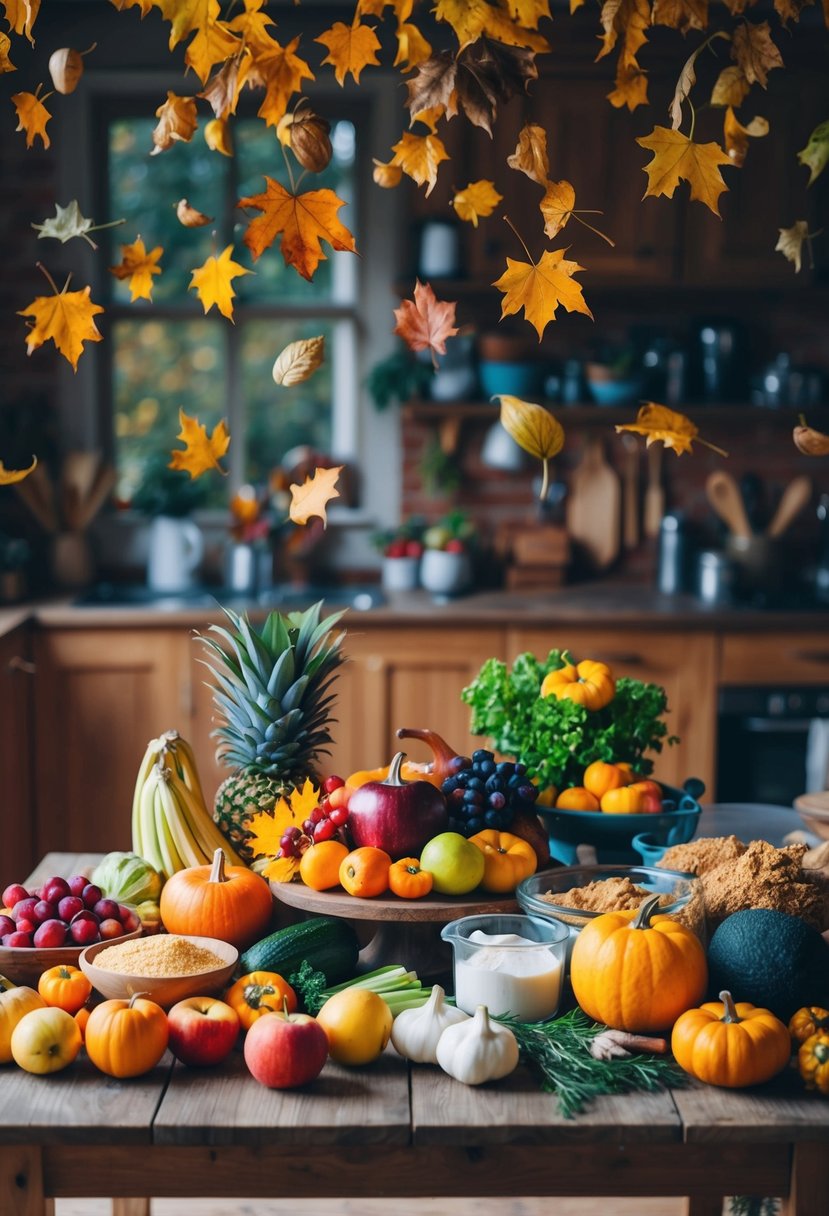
[420,832,485,895]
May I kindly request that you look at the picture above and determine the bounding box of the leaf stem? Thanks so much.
[35,262,61,295]
[280,140,297,195]
[697,437,730,458]
[572,212,616,247]
[540,457,550,501]
[688,97,697,143]
[503,214,535,265]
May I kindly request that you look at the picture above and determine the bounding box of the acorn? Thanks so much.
[48,44,95,95]
[279,101,332,174]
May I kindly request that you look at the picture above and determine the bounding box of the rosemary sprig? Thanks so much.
[495,1008,687,1119]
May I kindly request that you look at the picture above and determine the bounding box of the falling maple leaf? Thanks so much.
[394,21,432,71]
[496,394,564,499]
[18,278,104,371]
[539,180,577,239]
[11,90,51,148]
[31,200,125,249]
[452,180,502,226]
[637,126,732,216]
[389,131,449,195]
[503,0,552,28]
[0,31,15,72]
[189,244,252,321]
[3,0,40,43]
[289,465,342,527]
[238,178,357,281]
[608,61,649,111]
[253,36,316,130]
[710,65,751,109]
[109,237,164,302]
[775,220,814,274]
[797,119,829,187]
[507,123,550,185]
[405,50,456,122]
[651,0,707,34]
[731,19,783,88]
[393,279,459,367]
[723,107,768,167]
[272,335,325,386]
[451,38,538,135]
[315,18,381,86]
[184,15,240,85]
[0,455,37,485]
[150,92,198,155]
[493,249,593,341]
[616,403,728,456]
[169,408,230,478]
[156,0,218,50]
[433,0,548,51]
[199,51,251,120]
[175,198,213,227]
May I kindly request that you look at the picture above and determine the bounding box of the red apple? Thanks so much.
[33,919,68,948]
[346,750,448,860]
[41,877,71,905]
[167,997,240,1067]
[628,780,663,814]
[58,896,84,922]
[2,883,29,909]
[244,1009,328,1089]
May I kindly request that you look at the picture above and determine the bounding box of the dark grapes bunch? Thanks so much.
[440,748,538,837]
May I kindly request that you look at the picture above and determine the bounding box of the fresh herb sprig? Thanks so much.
[495,1008,687,1119]
[461,649,678,793]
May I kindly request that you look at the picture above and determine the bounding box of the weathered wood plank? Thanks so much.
[673,1074,829,1143]
[781,1142,829,1216]
[411,1063,682,1144]
[152,1046,410,1147]
[0,1054,173,1147]
[42,1143,791,1200]
[111,1202,150,1216]
[0,1145,49,1216]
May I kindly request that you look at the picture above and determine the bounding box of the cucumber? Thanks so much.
[239,916,359,985]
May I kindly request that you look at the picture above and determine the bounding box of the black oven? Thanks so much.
[716,686,829,805]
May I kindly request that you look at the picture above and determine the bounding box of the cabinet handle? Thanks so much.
[596,653,646,666]
[7,656,36,674]
[792,651,829,664]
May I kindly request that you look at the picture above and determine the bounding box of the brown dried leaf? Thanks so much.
[775,220,810,274]
[652,0,707,33]
[405,50,456,123]
[151,92,198,155]
[176,198,214,227]
[0,31,14,73]
[731,20,783,88]
[454,38,538,136]
[710,65,751,108]
[507,123,549,186]
[723,106,769,167]
[393,280,459,363]
[793,417,829,455]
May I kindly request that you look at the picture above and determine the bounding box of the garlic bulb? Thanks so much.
[435,1004,519,1086]
[390,984,469,1064]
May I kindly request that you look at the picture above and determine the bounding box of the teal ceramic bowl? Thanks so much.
[537,779,704,865]
[479,360,541,398]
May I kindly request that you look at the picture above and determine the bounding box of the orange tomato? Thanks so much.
[556,786,600,811]
[583,761,628,800]
[388,858,433,899]
[339,847,391,898]
[600,786,648,814]
[299,840,349,891]
[37,965,92,1015]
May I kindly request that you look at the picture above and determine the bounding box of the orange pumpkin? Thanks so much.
[37,964,92,1014]
[540,660,615,711]
[388,857,433,899]
[570,893,708,1033]
[85,993,169,1078]
[224,970,297,1030]
[159,848,273,950]
[468,830,538,894]
[672,991,791,1088]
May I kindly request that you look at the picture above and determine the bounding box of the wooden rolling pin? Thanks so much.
[706,470,752,539]
[767,475,812,538]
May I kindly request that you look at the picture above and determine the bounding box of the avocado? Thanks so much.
[707,908,829,1021]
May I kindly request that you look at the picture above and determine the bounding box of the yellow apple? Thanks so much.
[11,1005,82,1074]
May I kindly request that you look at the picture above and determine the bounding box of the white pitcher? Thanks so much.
[147,516,204,592]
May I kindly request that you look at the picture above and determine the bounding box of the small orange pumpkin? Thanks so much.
[388,857,433,899]
[798,1031,829,1095]
[85,993,169,1078]
[672,990,791,1088]
[38,964,92,1014]
[224,971,296,1031]
[159,848,273,950]
[468,829,538,894]
[788,1005,829,1046]
[540,660,615,711]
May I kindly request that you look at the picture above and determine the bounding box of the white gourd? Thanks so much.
[390,984,470,1064]
[435,1003,519,1085]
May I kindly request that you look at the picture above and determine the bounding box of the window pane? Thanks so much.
[241,319,344,482]
[113,318,227,506]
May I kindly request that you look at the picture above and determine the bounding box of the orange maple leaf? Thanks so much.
[3,0,40,43]
[18,280,104,370]
[253,36,315,130]
[0,455,37,485]
[393,279,459,366]
[151,92,198,155]
[184,16,240,85]
[507,123,550,186]
[109,237,163,302]
[238,178,357,281]
[493,250,593,342]
[289,465,343,527]
[11,90,51,148]
[394,21,432,71]
[389,131,449,196]
[315,18,381,86]
[156,0,217,49]
[616,403,728,457]
[0,31,15,72]
[637,126,732,217]
[189,244,252,321]
[169,408,230,478]
[452,180,502,227]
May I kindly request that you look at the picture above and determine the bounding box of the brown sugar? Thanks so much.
[94,935,226,976]
[700,839,824,930]
[542,876,652,913]
[658,835,746,876]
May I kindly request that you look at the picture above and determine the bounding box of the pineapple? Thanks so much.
[197,601,346,862]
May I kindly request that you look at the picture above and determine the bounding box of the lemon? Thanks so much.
[316,988,392,1066]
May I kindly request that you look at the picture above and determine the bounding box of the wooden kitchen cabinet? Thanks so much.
[505,628,718,796]
[32,626,192,857]
[0,623,36,878]
[720,632,829,686]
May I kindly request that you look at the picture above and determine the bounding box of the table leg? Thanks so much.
[0,1145,49,1216]
[112,1202,150,1216]
[782,1141,829,1216]
[682,1199,723,1216]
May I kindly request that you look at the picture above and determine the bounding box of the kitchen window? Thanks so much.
[94,97,359,506]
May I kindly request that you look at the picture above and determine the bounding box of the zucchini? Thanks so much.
[239,916,359,985]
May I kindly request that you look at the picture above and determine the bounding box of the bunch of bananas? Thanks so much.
[131,730,244,881]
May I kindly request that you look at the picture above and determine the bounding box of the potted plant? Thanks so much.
[371,516,426,592]
[131,455,207,592]
[420,511,477,600]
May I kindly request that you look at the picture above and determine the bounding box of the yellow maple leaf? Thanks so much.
[3,0,40,43]
[156,0,217,50]
[315,18,381,86]
[0,455,36,485]
[492,250,593,341]
[184,18,240,86]
[723,107,769,168]
[616,403,728,456]
[189,244,252,321]
[289,465,343,527]
[246,796,300,881]
[608,61,648,111]
[169,408,230,478]
[0,31,15,72]
[18,282,103,370]
[433,0,548,51]
[394,21,432,71]
[151,92,198,155]
[507,123,550,186]
[226,0,278,52]
[539,180,577,239]
[452,179,502,226]
[637,126,732,217]
[502,0,552,28]
[109,237,163,302]
[11,90,51,148]
[238,178,357,281]
[710,65,751,109]
[596,0,650,64]
[254,36,316,130]
[389,131,449,196]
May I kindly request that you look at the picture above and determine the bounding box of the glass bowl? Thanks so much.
[516,864,705,965]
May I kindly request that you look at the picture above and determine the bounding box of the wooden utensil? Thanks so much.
[76,464,117,531]
[620,434,640,550]
[643,443,664,538]
[767,475,812,539]
[566,435,621,569]
[706,470,752,539]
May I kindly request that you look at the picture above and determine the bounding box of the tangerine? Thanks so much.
[299,840,349,892]
[339,846,391,898]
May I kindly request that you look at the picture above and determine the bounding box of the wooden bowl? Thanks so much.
[795,792,829,842]
[79,934,238,1008]
[0,926,143,989]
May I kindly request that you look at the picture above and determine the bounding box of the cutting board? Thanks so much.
[566,435,621,569]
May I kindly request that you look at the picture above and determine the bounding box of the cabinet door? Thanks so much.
[0,624,35,878]
[720,633,829,685]
[33,628,191,856]
[505,629,717,796]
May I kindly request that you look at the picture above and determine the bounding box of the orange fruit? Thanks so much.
[339,846,391,898]
[556,786,600,811]
[299,840,349,891]
[583,760,627,800]
[316,988,392,1065]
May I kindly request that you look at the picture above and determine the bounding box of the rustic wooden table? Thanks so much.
[3,854,827,1216]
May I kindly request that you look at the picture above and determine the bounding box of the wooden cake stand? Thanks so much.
[271,883,519,978]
